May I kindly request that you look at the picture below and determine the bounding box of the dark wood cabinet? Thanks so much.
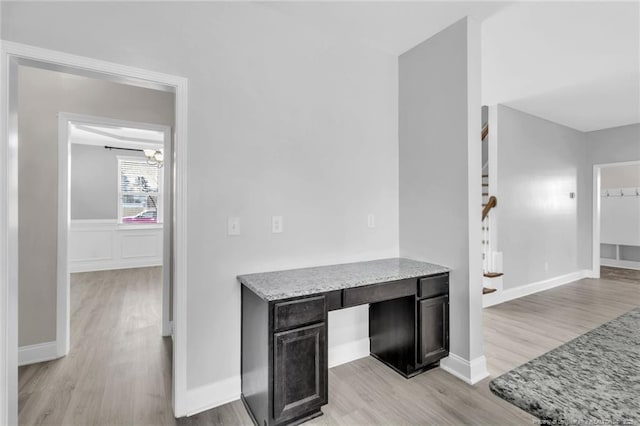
[241,270,450,426]
[418,295,449,366]
[369,274,449,378]
[273,323,327,423]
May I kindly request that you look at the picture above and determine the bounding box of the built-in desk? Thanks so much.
[238,258,451,426]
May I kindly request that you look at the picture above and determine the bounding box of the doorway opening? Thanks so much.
[592,160,640,278]
[1,42,189,424]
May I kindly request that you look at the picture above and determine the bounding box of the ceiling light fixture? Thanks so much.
[143,149,164,168]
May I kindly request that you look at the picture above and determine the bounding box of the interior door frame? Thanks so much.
[592,159,640,279]
[0,40,190,424]
[58,113,173,360]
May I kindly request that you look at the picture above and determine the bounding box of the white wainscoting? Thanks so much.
[69,219,163,273]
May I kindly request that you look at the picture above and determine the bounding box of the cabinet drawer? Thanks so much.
[418,274,449,299]
[274,296,326,331]
[343,278,415,307]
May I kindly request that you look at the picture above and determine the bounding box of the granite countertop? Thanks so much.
[237,257,450,301]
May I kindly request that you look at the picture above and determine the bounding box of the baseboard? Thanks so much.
[182,337,371,417]
[18,341,59,366]
[184,375,241,417]
[601,259,640,271]
[440,353,489,385]
[483,269,591,308]
[328,337,370,368]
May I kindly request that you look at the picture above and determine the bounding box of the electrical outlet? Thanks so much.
[227,217,240,235]
[367,214,375,228]
[272,216,283,233]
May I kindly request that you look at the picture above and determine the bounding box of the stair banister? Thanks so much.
[482,195,497,221]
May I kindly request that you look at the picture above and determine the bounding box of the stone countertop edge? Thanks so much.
[237,257,451,302]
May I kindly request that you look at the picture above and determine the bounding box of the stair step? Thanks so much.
[482,192,489,196]
[484,272,504,278]
[483,287,497,295]
[482,184,489,187]
[482,174,489,178]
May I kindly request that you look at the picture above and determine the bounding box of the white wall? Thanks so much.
[600,164,640,247]
[586,124,640,165]
[1,2,400,400]
[601,164,640,189]
[399,18,485,379]
[601,197,640,246]
[494,105,591,290]
[15,65,174,347]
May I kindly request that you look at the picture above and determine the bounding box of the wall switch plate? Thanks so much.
[228,217,240,235]
[367,214,375,228]
[272,216,283,233]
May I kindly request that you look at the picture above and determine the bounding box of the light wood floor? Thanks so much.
[19,267,640,425]
[19,267,174,426]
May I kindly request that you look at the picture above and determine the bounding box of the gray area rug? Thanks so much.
[490,307,640,424]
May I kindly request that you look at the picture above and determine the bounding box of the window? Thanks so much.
[118,157,163,224]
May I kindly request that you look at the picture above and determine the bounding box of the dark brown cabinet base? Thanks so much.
[368,274,449,378]
[241,272,449,426]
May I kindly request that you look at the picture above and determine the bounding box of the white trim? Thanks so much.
[182,336,373,417]
[328,337,370,368]
[593,165,602,278]
[57,114,71,359]
[1,40,189,422]
[183,376,241,417]
[592,160,640,280]
[464,17,485,366]
[440,353,489,385]
[173,63,189,417]
[18,342,59,367]
[483,270,591,308]
[1,42,20,426]
[600,258,640,271]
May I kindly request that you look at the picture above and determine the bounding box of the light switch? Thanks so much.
[228,217,240,235]
[272,216,283,233]
[367,214,375,228]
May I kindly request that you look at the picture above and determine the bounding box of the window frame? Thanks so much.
[116,155,164,225]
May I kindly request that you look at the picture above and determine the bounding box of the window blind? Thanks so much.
[118,158,161,224]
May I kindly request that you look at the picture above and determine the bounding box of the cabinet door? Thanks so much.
[418,295,449,366]
[273,323,327,423]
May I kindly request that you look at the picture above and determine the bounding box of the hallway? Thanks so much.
[18,267,173,425]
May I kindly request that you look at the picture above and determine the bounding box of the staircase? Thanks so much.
[480,119,502,297]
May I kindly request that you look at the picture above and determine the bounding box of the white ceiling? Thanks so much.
[482,2,640,132]
[69,123,164,150]
[267,1,639,132]
[264,2,507,55]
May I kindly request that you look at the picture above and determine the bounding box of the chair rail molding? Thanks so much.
[0,40,189,423]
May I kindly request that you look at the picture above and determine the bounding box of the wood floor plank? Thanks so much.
[19,266,640,425]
